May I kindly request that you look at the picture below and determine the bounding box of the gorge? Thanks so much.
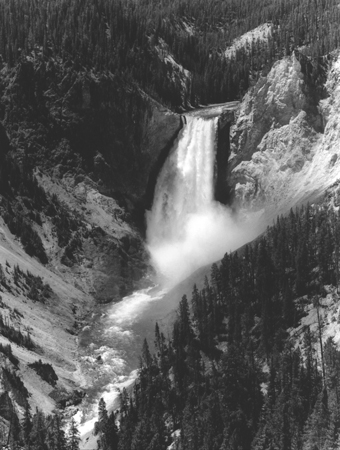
[2,1,340,449]
[147,106,259,286]
[78,104,262,446]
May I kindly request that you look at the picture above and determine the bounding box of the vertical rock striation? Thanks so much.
[226,53,340,219]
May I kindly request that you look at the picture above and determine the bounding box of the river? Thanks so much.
[76,102,261,448]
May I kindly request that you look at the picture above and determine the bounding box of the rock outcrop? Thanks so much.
[226,53,340,220]
[0,55,184,420]
[0,57,181,214]
[229,55,311,174]
[215,108,237,203]
[0,56,182,302]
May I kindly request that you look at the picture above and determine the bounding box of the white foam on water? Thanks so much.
[147,115,260,285]
[79,112,262,447]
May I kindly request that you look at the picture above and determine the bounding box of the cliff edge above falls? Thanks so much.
[227,52,340,220]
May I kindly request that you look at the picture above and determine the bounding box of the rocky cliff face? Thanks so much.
[0,55,182,419]
[1,45,340,424]
[215,108,237,204]
[0,56,182,303]
[226,52,340,221]
[0,56,181,212]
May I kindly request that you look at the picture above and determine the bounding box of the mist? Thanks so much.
[147,202,261,286]
[145,114,262,287]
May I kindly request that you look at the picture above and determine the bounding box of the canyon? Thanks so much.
[1,7,340,448]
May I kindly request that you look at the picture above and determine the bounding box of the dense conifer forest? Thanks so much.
[5,202,340,449]
[94,203,340,450]
[2,0,340,449]
[2,405,81,450]
[1,0,340,107]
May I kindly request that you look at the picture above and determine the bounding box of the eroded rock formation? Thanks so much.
[226,53,340,219]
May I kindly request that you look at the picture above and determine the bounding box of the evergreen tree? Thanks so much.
[22,402,32,449]
[67,418,80,450]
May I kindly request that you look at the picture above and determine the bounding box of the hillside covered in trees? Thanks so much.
[1,0,340,108]
[2,0,340,449]
[4,201,340,450]
[96,202,340,450]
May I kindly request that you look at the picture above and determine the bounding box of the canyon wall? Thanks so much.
[225,53,340,221]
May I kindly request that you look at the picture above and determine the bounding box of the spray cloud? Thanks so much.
[146,115,260,286]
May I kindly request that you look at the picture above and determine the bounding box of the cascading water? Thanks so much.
[78,107,260,448]
[146,114,255,285]
[147,116,217,242]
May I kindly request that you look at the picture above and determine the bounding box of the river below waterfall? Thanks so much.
[77,102,262,447]
[78,285,170,441]
[77,272,208,447]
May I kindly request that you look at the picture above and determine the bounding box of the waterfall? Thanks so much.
[147,116,218,242]
[147,114,254,285]
[78,109,262,446]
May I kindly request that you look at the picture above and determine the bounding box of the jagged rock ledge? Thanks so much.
[216,105,239,204]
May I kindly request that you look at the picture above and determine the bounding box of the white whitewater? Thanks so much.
[146,114,256,285]
[147,116,217,241]
[79,110,260,448]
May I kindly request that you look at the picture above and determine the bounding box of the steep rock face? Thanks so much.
[229,55,310,175]
[0,57,181,213]
[0,56,183,420]
[227,53,340,219]
[232,111,319,211]
[37,171,148,303]
[134,97,182,214]
[0,215,94,417]
[154,38,192,108]
[225,23,273,59]
[215,109,237,203]
[0,56,181,302]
